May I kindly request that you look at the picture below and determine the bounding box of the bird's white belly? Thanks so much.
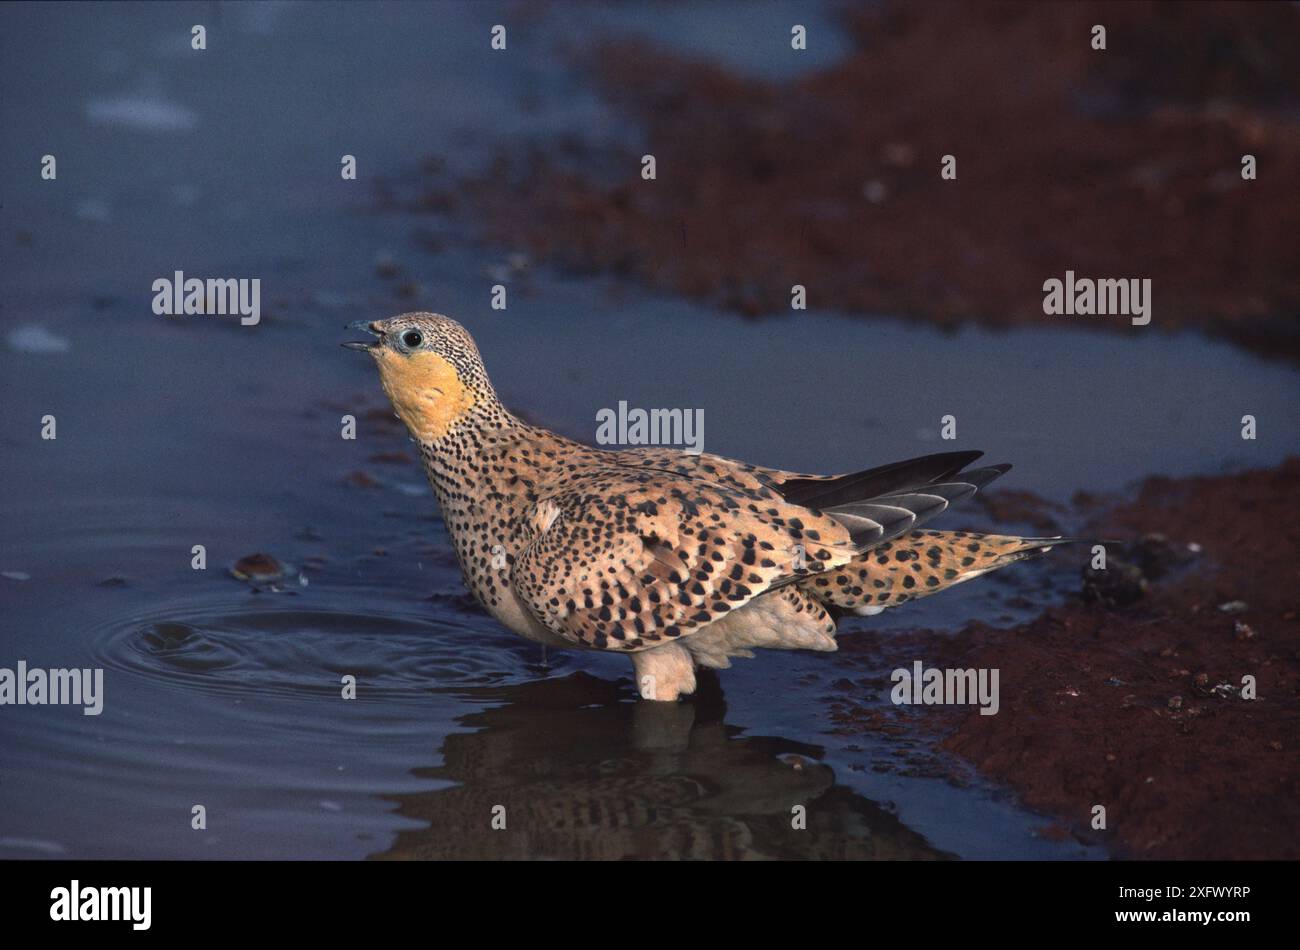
[486,582,576,648]
[684,590,838,669]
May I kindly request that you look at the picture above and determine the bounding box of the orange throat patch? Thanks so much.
[372,349,477,443]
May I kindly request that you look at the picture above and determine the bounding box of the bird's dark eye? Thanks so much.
[401,330,423,348]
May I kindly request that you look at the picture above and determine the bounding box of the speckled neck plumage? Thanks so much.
[371,340,530,493]
[395,367,534,500]
[370,335,557,515]
[417,404,537,500]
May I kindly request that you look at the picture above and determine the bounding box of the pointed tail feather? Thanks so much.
[800,530,1084,615]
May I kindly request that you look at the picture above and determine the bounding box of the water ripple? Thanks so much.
[88,601,547,701]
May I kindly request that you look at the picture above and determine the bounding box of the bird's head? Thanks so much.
[344,312,489,443]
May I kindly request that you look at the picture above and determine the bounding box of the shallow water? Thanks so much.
[3,1,1298,860]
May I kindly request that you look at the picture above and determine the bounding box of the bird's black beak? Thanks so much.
[342,320,381,351]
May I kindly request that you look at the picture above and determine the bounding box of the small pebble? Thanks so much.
[231,553,284,582]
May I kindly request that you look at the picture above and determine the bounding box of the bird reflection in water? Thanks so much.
[373,671,951,860]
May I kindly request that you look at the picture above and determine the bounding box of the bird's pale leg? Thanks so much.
[630,642,697,702]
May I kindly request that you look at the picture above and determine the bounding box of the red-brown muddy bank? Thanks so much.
[421,1,1300,359]
[829,458,1300,859]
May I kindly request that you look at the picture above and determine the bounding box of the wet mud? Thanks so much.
[830,458,1300,859]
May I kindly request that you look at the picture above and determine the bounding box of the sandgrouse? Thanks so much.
[347,312,1069,701]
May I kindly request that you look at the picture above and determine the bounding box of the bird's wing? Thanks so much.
[578,448,1009,552]
[760,451,1012,549]
[613,450,1006,530]
[513,468,858,652]
[764,451,986,504]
